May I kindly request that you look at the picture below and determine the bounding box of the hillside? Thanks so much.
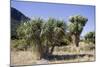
[11,7,30,38]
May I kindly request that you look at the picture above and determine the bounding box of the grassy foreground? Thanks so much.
[11,42,95,66]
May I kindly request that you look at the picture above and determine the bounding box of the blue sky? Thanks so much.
[11,1,95,36]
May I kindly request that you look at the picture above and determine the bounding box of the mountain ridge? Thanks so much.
[11,7,30,39]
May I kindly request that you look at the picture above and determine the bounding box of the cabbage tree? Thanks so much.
[68,15,88,47]
[17,18,44,59]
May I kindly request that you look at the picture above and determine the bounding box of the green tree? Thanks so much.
[17,18,44,59]
[68,15,88,47]
[17,18,67,59]
[40,18,66,55]
[84,31,95,44]
[50,19,66,54]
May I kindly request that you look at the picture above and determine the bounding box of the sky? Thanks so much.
[11,1,95,36]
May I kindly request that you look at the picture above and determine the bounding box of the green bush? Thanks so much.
[84,31,95,44]
[11,39,29,51]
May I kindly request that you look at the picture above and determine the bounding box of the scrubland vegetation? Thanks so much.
[11,15,95,65]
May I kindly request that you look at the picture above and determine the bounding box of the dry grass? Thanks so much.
[11,42,95,66]
[11,51,37,66]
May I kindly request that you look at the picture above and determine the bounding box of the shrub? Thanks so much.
[11,39,29,51]
[84,31,95,44]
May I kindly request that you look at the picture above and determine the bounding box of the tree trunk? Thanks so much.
[38,42,44,59]
[50,45,55,55]
[72,34,80,47]
[34,40,44,60]
[43,40,50,59]
[44,45,49,56]
[72,35,76,47]
[76,34,80,47]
